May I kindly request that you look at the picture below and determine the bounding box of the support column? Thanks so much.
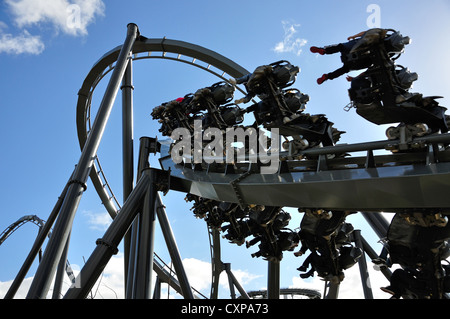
[27,23,139,299]
[267,260,280,299]
[52,233,71,299]
[324,281,340,299]
[156,193,194,299]
[354,230,374,299]
[210,228,222,299]
[134,169,157,299]
[121,55,134,297]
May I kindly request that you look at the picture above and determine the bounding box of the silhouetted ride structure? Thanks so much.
[2,24,449,299]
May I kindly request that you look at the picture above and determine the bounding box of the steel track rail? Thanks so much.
[158,134,450,212]
[76,37,249,218]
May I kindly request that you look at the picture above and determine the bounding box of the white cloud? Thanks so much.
[181,257,261,297]
[6,0,105,36]
[273,21,308,56]
[290,260,400,299]
[0,0,105,55]
[87,253,125,298]
[0,29,44,54]
[83,210,112,231]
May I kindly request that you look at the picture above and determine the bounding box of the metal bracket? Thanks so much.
[67,179,88,192]
[426,143,439,165]
[95,238,119,255]
[148,136,161,154]
[316,154,328,172]
[230,170,253,208]
[153,168,171,195]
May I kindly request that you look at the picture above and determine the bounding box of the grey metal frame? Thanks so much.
[5,24,251,299]
[6,23,449,300]
[72,27,253,299]
[159,135,450,211]
[25,23,140,299]
[76,35,249,220]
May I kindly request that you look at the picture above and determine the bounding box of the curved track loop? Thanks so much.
[0,215,77,291]
[75,37,250,299]
[0,215,45,246]
[76,37,249,218]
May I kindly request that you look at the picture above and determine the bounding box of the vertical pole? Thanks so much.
[122,56,134,201]
[153,276,161,299]
[324,281,340,299]
[27,23,139,299]
[354,230,374,299]
[156,193,194,299]
[125,214,139,298]
[126,137,151,298]
[267,260,280,299]
[210,228,222,299]
[121,55,134,297]
[134,169,157,299]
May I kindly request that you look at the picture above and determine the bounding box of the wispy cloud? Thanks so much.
[273,20,307,56]
[83,210,112,231]
[0,29,44,54]
[0,0,105,55]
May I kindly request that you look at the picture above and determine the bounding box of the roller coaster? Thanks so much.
[2,24,450,299]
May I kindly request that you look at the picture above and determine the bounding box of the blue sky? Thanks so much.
[1,0,450,299]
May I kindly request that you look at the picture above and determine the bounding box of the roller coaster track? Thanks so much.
[0,215,45,246]
[74,33,254,299]
[76,35,450,218]
[76,36,250,219]
[70,26,450,300]
[0,24,435,301]
[159,133,450,211]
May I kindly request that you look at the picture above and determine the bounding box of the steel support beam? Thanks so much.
[126,136,151,297]
[354,230,374,299]
[52,233,71,299]
[361,212,390,239]
[155,193,194,299]
[27,23,139,299]
[122,56,134,294]
[125,213,139,298]
[163,152,450,211]
[267,260,280,299]
[224,263,250,299]
[324,281,340,299]
[134,170,157,299]
[64,172,150,299]
[360,235,392,280]
[210,228,222,299]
